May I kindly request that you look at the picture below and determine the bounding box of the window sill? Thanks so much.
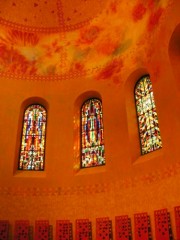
[13,170,46,178]
[133,148,163,165]
[75,165,106,176]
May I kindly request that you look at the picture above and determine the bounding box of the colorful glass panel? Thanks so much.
[135,76,162,154]
[81,98,105,168]
[19,104,47,170]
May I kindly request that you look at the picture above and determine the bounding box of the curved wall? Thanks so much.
[0,0,180,238]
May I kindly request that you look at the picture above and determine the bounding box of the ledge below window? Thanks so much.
[133,148,163,166]
[75,165,106,176]
[13,170,46,178]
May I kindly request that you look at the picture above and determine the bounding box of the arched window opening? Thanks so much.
[135,76,162,155]
[169,23,180,89]
[19,104,47,170]
[81,98,105,168]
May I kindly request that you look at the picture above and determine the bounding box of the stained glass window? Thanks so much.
[81,98,105,168]
[135,75,162,155]
[19,104,47,170]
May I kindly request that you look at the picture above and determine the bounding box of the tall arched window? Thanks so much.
[19,104,47,170]
[135,75,162,155]
[81,98,105,168]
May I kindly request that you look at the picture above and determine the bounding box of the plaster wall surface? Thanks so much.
[0,0,180,238]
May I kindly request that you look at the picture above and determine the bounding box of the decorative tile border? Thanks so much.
[0,161,180,197]
[0,66,101,81]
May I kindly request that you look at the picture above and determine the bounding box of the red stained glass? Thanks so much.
[81,98,105,168]
[19,104,47,170]
[135,76,162,155]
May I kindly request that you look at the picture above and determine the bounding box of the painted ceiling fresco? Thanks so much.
[0,0,170,81]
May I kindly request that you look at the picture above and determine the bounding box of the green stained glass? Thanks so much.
[81,98,105,168]
[135,76,162,154]
[19,104,47,170]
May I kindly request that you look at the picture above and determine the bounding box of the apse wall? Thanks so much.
[0,0,180,239]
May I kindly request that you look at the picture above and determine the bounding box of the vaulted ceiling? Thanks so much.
[0,0,170,81]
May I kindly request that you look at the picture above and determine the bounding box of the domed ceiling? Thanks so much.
[0,0,170,81]
[0,0,108,31]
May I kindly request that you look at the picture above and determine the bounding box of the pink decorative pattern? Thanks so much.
[56,220,73,240]
[0,220,9,239]
[115,215,131,240]
[96,217,112,240]
[76,219,92,240]
[134,212,150,240]
[35,220,49,240]
[14,220,30,240]
[154,209,173,240]
[175,206,180,240]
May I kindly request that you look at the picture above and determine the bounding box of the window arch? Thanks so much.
[19,104,47,170]
[81,98,105,168]
[135,75,162,155]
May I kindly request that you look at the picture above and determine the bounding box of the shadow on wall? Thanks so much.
[169,23,180,90]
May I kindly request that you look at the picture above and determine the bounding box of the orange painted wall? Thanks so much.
[0,1,180,239]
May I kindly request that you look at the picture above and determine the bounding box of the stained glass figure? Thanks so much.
[81,98,105,168]
[19,104,47,170]
[135,76,162,155]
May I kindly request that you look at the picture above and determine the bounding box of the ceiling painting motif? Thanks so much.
[0,0,170,81]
